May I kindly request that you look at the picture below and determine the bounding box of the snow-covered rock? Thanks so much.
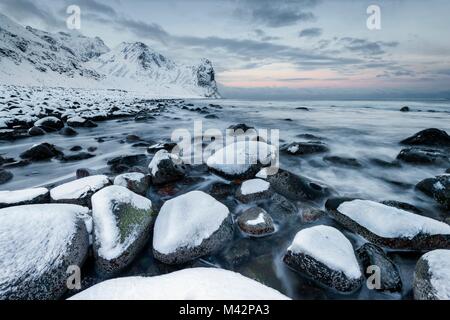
[283,225,363,293]
[67,116,87,128]
[206,141,278,179]
[416,174,450,210]
[0,187,49,208]
[91,186,154,276]
[282,141,329,156]
[20,142,63,161]
[0,204,90,300]
[236,179,272,203]
[50,175,111,207]
[414,250,450,300]
[114,172,150,195]
[331,199,450,250]
[148,150,185,185]
[237,207,275,237]
[34,116,64,132]
[153,191,233,264]
[69,268,289,300]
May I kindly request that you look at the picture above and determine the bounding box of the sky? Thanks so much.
[1,0,450,99]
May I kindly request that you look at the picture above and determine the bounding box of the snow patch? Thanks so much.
[240,179,270,195]
[0,187,48,204]
[50,175,110,201]
[422,249,450,300]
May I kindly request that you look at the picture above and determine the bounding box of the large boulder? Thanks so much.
[401,128,450,147]
[153,191,233,264]
[236,179,273,203]
[91,186,155,277]
[414,249,450,300]
[258,168,329,201]
[50,175,111,207]
[113,172,150,195]
[283,225,363,293]
[0,204,90,300]
[69,268,289,300]
[20,142,63,161]
[416,174,450,210]
[0,187,49,209]
[148,150,185,185]
[329,199,450,250]
[107,154,147,174]
[206,141,277,179]
[356,243,402,292]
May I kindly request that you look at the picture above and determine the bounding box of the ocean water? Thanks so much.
[1,98,449,299]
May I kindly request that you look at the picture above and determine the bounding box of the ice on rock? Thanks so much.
[284,225,363,292]
[206,141,278,179]
[414,250,450,300]
[91,185,154,275]
[50,175,110,206]
[0,187,49,208]
[153,191,232,264]
[69,268,289,300]
[0,204,90,300]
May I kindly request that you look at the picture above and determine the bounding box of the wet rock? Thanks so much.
[148,150,186,185]
[282,141,329,156]
[92,186,155,277]
[0,169,13,185]
[227,123,255,132]
[416,175,450,210]
[296,107,309,111]
[446,168,450,174]
[356,243,402,292]
[147,142,178,153]
[0,187,50,209]
[59,126,78,136]
[113,172,150,195]
[60,152,95,162]
[370,158,401,168]
[126,134,141,143]
[153,191,233,265]
[237,207,275,236]
[400,106,410,112]
[50,175,111,207]
[28,126,46,136]
[0,204,90,300]
[84,120,98,128]
[283,225,363,293]
[1,160,30,168]
[70,146,83,152]
[205,114,218,119]
[401,128,450,147]
[301,207,327,223]
[207,182,237,200]
[260,168,329,201]
[236,179,273,203]
[414,249,450,300]
[20,143,63,161]
[34,116,64,132]
[107,154,147,174]
[267,193,298,218]
[76,168,91,179]
[324,156,362,168]
[328,199,450,250]
[67,117,87,128]
[397,147,449,165]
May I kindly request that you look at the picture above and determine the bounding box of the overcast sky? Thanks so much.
[1,0,450,99]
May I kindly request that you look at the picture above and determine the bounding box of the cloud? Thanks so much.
[339,37,399,56]
[234,0,320,28]
[0,0,62,27]
[298,27,322,38]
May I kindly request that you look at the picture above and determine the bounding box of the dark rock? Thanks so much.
[381,200,423,214]
[282,141,329,156]
[324,156,362,168]
[147,142,178,153]
[370,158,401,168]
[237,207,275,236]
[267,193,298,218]
[59,126,78,136]
[113,172,150,196]
[264,168,330,201]
[34,116,64,132]
[401,128,450,147]
[126,135,141,143]
[205,114,218,119]
[28,126,46,136]
[356,243,402,292]
[207,182,237,200]
[76,168,91,179]
[60,152,95,162]
[301,207,326,222]
[296,107,309,111]
[70,146,83,152]
[0,169,13,185]
[84,120,98,128]
[400,106,410,112]
[107,154,147,174]
[416,175,450,210]
[149,151,186,185]
[414,250,450,300]
[87,147,97,152]
[397,147,449,165]
[227,123,254,132]
[20,143,63,161]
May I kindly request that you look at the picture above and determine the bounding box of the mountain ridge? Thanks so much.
[0,13,220,98]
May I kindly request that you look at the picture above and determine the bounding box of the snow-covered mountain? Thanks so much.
[0,13,220,98]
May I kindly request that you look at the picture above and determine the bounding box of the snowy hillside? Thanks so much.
[0,13,220,98]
